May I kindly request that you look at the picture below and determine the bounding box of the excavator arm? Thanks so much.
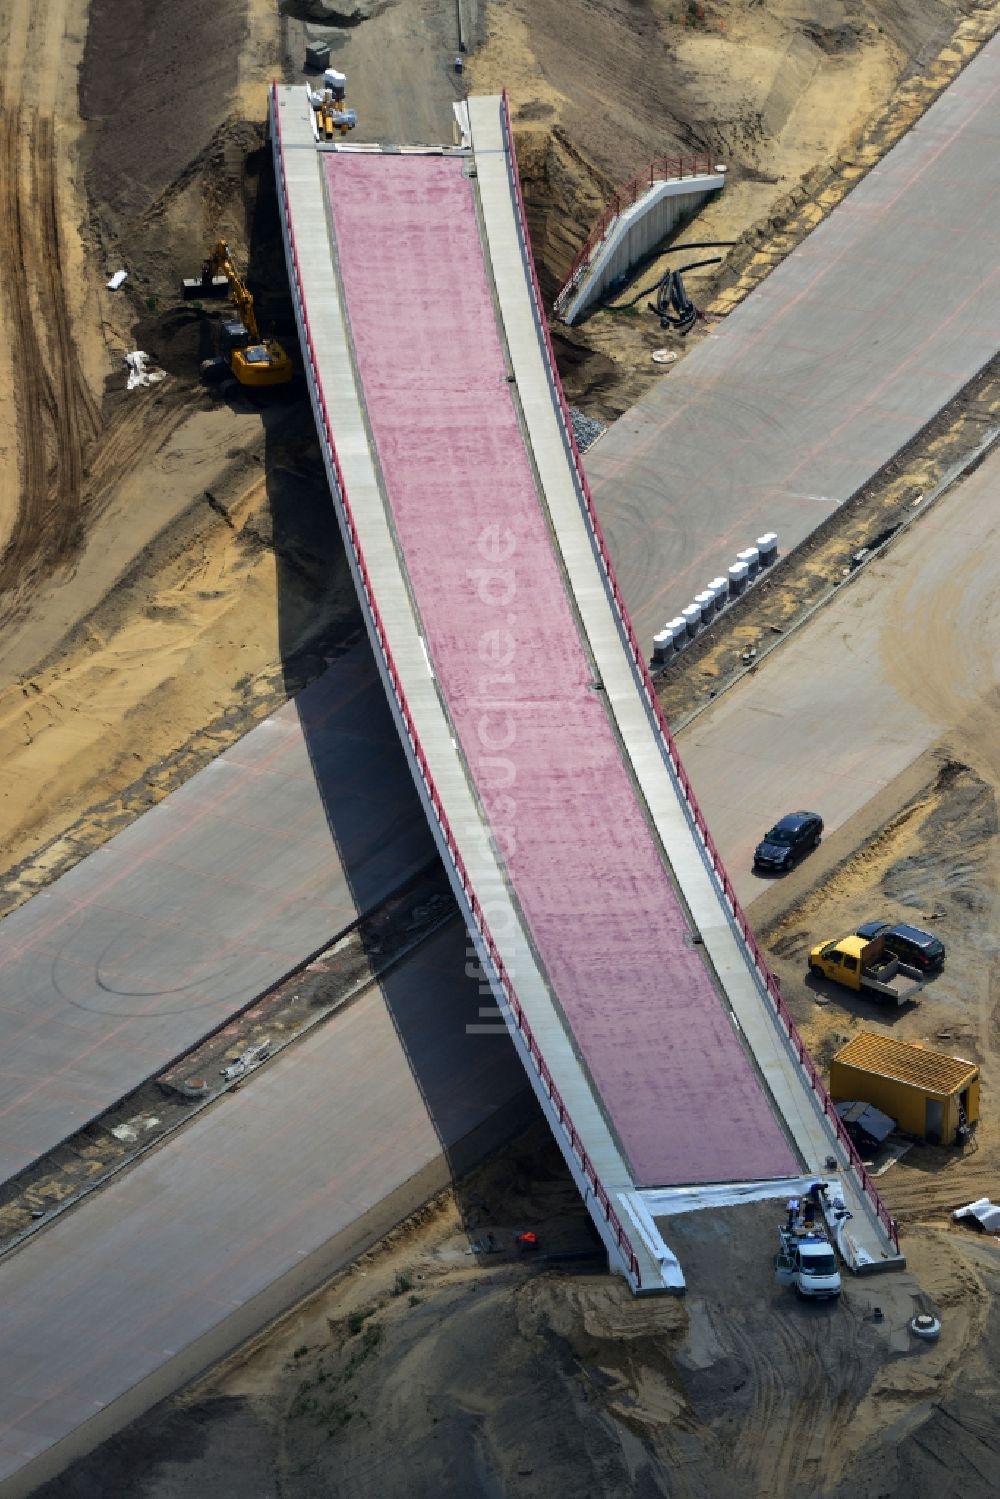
[184,240,293,388]
[200,241,263,343]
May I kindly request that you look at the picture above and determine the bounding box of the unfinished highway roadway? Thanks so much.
[0,917,529,1497]
[681,437,1000,895]
[585,31,1000,651]
[0,645,437,1183]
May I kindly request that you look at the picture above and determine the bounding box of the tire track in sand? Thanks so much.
[0,93,102,621]
[0,86,194,632]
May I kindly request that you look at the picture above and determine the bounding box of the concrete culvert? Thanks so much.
[910,1313,942,1341]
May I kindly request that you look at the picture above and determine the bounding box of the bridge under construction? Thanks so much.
[270,84,902,1291]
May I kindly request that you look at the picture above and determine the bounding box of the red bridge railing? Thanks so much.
[499,92,900,1257]
[554,150,715,313]
[270,86,644,1289]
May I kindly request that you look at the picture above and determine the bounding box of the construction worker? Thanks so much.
[808,1180,830,1210]
[785,1197,800,1231]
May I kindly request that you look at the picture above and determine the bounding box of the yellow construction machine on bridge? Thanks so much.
[311,67,357,142]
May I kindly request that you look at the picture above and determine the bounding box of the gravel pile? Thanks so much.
[569,407,605,452]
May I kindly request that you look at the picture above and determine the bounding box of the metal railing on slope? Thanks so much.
[269,85,643,1289]
[499,91,899,1256]
[554,150,714,315]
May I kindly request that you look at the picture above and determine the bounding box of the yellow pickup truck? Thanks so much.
[808,933,923,1007]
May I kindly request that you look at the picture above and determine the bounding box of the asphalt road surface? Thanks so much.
[282,0,474,148]
[586,33,1000,652]
[0,644,436,1186]
[678,444,1000,898]
[0,918,529,1494]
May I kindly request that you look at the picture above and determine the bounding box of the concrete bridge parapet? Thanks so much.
[556,167,726,324]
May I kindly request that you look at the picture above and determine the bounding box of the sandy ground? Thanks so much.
[0,0,368,883]
[471,0,970,421]
[42,1121,1000,1499]
[0,0,102,569]
[0,397,362,878]
[473,0,910,273]
[6,0,1000,1494]
[765,760,1000,1224]
[0,0,470,890]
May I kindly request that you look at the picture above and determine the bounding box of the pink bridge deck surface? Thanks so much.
[322,153,798,1187]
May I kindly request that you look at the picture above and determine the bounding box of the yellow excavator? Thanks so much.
[183,240,293,388]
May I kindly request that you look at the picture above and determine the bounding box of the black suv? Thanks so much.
[753,811,823,872]
[855,920,946,972]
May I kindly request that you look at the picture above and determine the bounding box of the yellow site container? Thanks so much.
[830,1031,979,1145]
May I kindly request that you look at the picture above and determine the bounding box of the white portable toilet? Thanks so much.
[728,561,749,597]
[652,629,673,663]
[709,576,729,611]
[694,589,715,624]
[737,546,761,581]
[757,532,779,568]
[324,68,347,100]
[681,604,702,639]
[667,616,688,652]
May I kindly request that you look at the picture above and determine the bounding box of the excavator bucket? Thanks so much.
[182,274,228,298]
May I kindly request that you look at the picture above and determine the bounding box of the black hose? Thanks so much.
[618,255,724,311]
[616,273,681,310]
[673,255,724,275]
[653,265,715,334]
[661,240,738,252]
